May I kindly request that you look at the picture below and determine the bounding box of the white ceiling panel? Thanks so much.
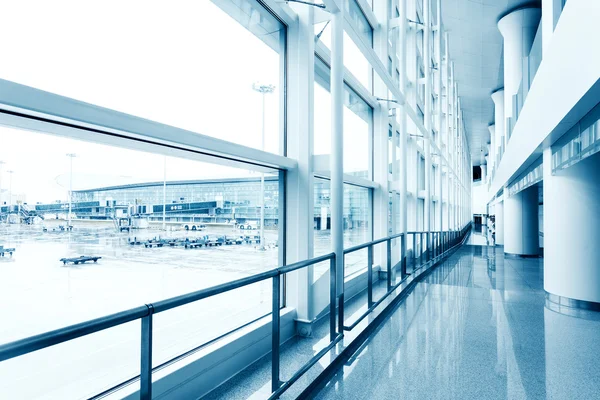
[443,0,540,165]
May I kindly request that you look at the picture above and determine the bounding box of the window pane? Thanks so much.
[313,179,371,279]
[314,62,372,178]
[0,0,285,154]
[314,17,372,91]
[0,126,281,397]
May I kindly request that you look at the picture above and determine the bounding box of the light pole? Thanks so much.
[66,153,76,226]
[162,156,167,230]
[7,170,14,214]
[0,160,4,219]
[252,82,275,250]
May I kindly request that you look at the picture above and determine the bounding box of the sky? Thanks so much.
[0,0,372,204]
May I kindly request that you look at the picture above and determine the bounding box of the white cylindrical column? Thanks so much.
[488,124,495,172]
[498,7,541,129]
[480,164,487,182]
[544,148,600,305]
[504,185,539,256]
[491,89,504,162]
[496,200,504,245]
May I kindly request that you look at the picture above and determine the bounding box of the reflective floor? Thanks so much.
[316,245,600,400]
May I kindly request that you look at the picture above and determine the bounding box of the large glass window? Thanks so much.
[314,0,373,91]
[0,126,281,398]
[0,0,285,154]
[418,154,426,191]
[314,59,373,178]
[313,179,371,279]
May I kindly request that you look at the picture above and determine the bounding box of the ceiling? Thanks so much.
[442,0,541,166]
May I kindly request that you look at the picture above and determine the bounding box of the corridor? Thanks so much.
[315,245,600,400]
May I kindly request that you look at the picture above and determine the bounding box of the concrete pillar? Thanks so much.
[504,185,539,256]
[498,6,541,138]
[496,200,504,246]
[544,147,600,306]
[491,89,504,162]
[481,164,487,182]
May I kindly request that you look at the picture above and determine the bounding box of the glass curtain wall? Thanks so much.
[0,0,475,397]
[0,1,286,398]
[0,0,285,155]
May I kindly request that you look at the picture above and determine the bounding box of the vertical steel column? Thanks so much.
[140,309,153,400]
[423,0,432,243]
[331,0,344,303]
[272,275,281,393]
[399,0,409,273]
[437,0,444,236]
[367,246,373,306]
[329,256,336,342]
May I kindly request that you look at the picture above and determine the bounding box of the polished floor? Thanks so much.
[316,245,600,400]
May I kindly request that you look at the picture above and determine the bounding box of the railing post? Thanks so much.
[367,245,373,307]
[338,255,345,334]
[401,234,407,278]
[442,232,446,253]
[329,256,337,342]
[412,233,416,271]
[140,306,153,400]
[272,274,281,393]
[337,292,344,335]
[420,232,425,266]
[386,239,392,290]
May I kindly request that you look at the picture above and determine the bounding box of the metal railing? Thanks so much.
[0,252,340,400]
[340,226,471,332]
[0,225,471,399]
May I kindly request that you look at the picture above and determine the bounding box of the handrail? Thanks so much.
[343,231,433,255]
[340,225,472,332]
[344,236,391,254]
[0,305,151,362]
[0,224,472,399]
[0,252,337,400]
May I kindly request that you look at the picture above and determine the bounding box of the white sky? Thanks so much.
[0,0,371,204]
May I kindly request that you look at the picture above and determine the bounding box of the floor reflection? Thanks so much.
[316,244,600,400]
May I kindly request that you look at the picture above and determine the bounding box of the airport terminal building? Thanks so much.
[63,177,369,229]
